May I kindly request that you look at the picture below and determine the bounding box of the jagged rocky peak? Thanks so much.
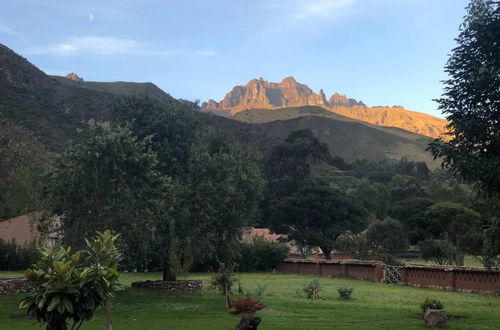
[65,72,83,81]
[329,92,363,107]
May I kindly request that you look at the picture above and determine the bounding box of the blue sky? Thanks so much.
[0,0,469,117]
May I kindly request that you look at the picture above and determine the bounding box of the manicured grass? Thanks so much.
[399,256,485,268]
[1,272,499,329]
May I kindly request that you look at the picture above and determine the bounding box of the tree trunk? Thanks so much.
[163,261,177,281]
[321,247,332,260]
[105,301,113,330]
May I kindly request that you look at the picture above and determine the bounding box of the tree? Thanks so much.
[387,197,435,244]
[429,0,500,196]
[264,130,331,201]
[44,121,168,269]
[20,230,123,330]
[418,239,458,265]
[0,123,49,220]
[425,201,481,265]
[366,218,408,254]
[179,133,264,269]
[351,179,390,219]
[270,185,366,259]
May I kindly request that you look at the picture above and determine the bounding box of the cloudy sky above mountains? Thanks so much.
[0,0,468,117]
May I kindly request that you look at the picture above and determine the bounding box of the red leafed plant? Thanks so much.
[228,297,265,316]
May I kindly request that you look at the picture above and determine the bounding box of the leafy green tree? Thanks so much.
[418,239,458,265]
[387,197,435,244]
[20,230,123,330]
[44,121,168,269]
[179,133,264,267]
[351,179,390,218]
[0,123,49,220]
[264,130,331,201]
[426,201,481,265]
[429,0,500,196]
[366,218,408,254]
[270,185,365,259]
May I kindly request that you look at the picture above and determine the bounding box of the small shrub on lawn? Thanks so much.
[337,287,354,300]
[254,282,268,298]
[228,296,265,316]
[421,298,444,312]
[297,277,323,299]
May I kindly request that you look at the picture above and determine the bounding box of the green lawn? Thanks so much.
[399,256,485,268]
[1,272,499,329]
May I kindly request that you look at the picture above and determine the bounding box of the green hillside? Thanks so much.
[52,76,175,103]
[234,107,439,168]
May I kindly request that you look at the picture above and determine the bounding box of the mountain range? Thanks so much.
[0,43,440,168]
[201,77,448,139]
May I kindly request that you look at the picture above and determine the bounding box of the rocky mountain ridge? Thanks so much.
[201,77,447,138]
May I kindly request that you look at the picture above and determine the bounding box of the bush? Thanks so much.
[237,236,289,271]
[299,277,323,299]
[421,298,444,312]
[419,239,457,265]
[0,239,38,271]
[210,263,236,296]
[228,296,265,316]
[337,287,354,300]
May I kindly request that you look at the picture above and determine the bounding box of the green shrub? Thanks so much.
[421,298,444,312]
[19,230,124,330]
[299,277,322,299]
[0,239,38,271]
[337,287,354,300]
[237,236,289,271]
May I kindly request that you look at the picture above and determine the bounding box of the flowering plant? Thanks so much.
[228,297,265,316]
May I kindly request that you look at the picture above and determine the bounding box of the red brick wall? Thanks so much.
[401,265,500,294]
[277,259,384,282]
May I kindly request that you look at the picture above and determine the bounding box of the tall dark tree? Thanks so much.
[270,185,365,259]
[44,121,169,269]
[429,0,500,195]
[264,130,331,200]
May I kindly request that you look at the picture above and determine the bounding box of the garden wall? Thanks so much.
[277,259,384,282]
[401,265,500,294]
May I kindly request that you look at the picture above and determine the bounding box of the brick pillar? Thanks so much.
[450,269,457,291]
[374,262,384,282]
[316,261,321,276]
[342,263,347,278]
[294,261,298,274]
[400,266,407,284]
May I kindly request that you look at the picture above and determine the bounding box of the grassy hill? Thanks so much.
[234,107,439,168]
[52,75,175,103]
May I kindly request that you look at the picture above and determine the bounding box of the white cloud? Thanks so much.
[269,0,357,22]
[26,36,217,57]
[88,14,94,22]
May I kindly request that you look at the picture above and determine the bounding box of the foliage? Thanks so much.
[228,296,265,316]
[0,123,49,220]
[236,236,289,272]
[429,0,500,196]
[43,121,169,272]
[387,197,435,244]
[336,231,371,260]
[264,129,331,201]
[270,185,365,259]
[0,239,38,271]
[351,179,390,219]
[181,133,264,266]
[337,287,354,300]
[420,298,444,312]
[425,201,481,265]
[19,230,123,330]
[418,240,457,265]
[210,263,236,297]
[366,218,408,254]
[253,283,269,298]
[299,277,323,299]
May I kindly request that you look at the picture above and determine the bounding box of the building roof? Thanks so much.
[242,228,285,242]
[0,212,60,245]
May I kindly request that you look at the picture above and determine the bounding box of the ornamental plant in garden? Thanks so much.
[228,296,265,317]
[19,230,123,330]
